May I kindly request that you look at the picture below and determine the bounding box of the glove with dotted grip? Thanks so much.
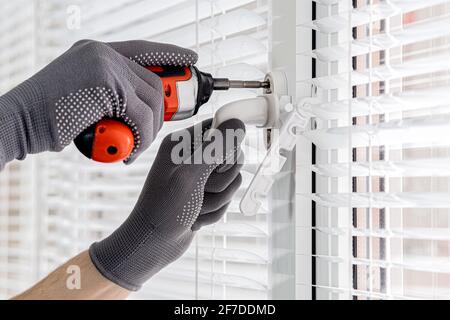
[89,118,246,291]
[0,39,198,170]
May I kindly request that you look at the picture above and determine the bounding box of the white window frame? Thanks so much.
[295,0,354,300]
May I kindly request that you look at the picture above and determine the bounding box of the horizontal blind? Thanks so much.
[0,0,40,299]
[299,0,450,299]
[35,0,271,300]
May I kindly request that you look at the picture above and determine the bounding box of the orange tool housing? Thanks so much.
[145,66,193,121]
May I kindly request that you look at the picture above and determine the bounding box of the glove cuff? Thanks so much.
[0,79,53,169]
[89,243,142,292]
[88,209,189,292]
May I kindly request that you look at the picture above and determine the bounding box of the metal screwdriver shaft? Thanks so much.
[213,78,270,90]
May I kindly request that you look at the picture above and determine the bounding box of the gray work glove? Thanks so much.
[0,39,198,170]
[89,118,246,291]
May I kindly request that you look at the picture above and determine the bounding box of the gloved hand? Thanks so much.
[89,118,246,291]
[0,39,198,170]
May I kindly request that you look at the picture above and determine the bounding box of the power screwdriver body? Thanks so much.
[74,65,269,163]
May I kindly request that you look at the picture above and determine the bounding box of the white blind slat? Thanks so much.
[312,192,450,208]
[306,0,449,33]
[313,158,450,178]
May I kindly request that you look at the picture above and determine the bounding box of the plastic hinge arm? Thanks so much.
[239,97,316,216]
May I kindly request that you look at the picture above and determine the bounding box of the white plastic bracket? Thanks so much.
[209,70,316,215]
[239,98,314,215]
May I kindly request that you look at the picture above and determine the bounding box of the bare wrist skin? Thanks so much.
[13,251,130,300]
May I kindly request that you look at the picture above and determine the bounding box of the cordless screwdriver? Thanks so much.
[74,65,270,163]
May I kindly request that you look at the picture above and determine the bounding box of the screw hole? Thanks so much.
[107,146,118,155]
[291,125,301,135]
[164,84,171,97]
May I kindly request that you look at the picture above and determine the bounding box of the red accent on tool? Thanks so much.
[91,119,135,163]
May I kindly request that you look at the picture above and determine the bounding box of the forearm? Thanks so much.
[12,250,130,300]
[0,80,53,170]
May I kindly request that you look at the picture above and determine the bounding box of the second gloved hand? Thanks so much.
[89,119,246,291]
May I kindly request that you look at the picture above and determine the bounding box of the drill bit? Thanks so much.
[213,78,270,90]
